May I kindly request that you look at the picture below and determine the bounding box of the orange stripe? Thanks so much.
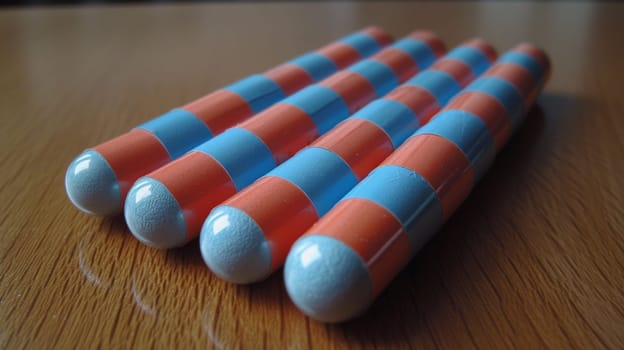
[182,89,254,135]
[317,42,362,69]
[308,198,410,296]
[149,152,237,239]
[464,38,498,62]
[383,134,474,220]
[320,70,377,113]
[385,84,439,125]
[264,64,313,95]
[312,118,393,180]
[240,104,318,163]
[484,63,536,108]
[225,176,318,270]
[371,48,418,83]
[93,129,171,200]
[430,58,475,88]
[444,91,512,152]
[409,31,446,58]
[362,26,394,47]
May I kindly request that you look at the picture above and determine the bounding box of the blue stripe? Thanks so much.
[348,60,398,97]
[267,147,357,216]
[444,46,491,76]
[416,110,495,181]
[344,165,442,253]
[406,70,462,107]
[282,85,350,134]
[464,77,525,129]
[497,51,543,82]
[137,109,212,159]
[289,53,338,82]
[224,74,286,113]
[351,99,419,148]
[339,32,381,58]
[194,128,276,190]
[391,38,437,71]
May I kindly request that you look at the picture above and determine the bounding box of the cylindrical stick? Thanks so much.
[284,44,551,323]
[199,39,497,284]
[124,32,446,249]
[65,27,392,216]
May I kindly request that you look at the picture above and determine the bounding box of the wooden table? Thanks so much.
[1,1,623,348]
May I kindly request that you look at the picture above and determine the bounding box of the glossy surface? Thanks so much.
[1,1,624,348]
[63,26,389,217]
[65,150,121,215]
[200,42,490,285]
[124,177,188,248]
[201,206,272,284]
[125,33,441,249]
[284,46,548,322]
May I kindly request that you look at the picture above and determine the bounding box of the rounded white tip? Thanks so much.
[284,235,373,323]
[65,150,121,216]
[200,206,272,284]
[124,177,187,249]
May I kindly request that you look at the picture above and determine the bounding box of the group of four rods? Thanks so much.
[65,27,550,322]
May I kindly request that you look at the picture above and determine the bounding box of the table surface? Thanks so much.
[1,1,623,348]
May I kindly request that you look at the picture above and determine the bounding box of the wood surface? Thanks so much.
[1,1,623,348]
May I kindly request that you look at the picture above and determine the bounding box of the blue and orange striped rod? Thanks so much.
[65,27,392,216]
[199,38,498,284]
[124,31,446,249]
[284,43,551,323]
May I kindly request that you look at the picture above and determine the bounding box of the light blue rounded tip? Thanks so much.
[124,177,187,249]
[65,150,121,216]
[200,206,272,284]
[284,235,373,323]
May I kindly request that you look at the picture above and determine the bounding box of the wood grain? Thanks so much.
[1,1,623,348]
